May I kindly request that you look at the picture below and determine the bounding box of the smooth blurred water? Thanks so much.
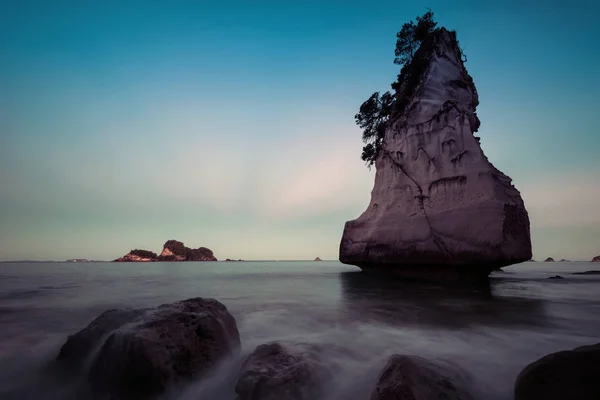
[0,260,599,399]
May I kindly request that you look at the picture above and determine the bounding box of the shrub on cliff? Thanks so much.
[355,10,440,167]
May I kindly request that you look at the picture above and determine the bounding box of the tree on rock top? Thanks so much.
[355,10,440,168]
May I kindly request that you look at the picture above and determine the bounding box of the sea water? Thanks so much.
[0,261,599,399]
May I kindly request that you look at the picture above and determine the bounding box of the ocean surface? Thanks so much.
[0,260,599,399]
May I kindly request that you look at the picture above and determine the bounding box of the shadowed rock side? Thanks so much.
[340,28,531,280]
[57,298,240,400]
[370,354,475,400]
[235,342,333,400]
[514,343,600,400]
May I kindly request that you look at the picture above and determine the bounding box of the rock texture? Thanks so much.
[370,354,475,400]
[235,342,332,400]
[113,240,217,262]
[113,249,158,262]
[339,28,531,280]
[514,343,600,400]
[159,239,217,261]
[592,255,600,262]
[57,298,240,399]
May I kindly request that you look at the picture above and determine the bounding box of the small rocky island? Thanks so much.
[592,255,600,262]
[339,17,531,280]
[113,240,217,262]
[544,257,555,262]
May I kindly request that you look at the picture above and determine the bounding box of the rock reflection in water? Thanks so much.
[339,271,548,329]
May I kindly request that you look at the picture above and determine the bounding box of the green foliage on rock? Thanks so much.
[355,10,441,167]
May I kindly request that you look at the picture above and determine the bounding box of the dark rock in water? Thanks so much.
[547,275,564,280]
[559,259,570,262]
[113,240,217,262]
[113,249,158,262]
[370,354,475,400]
[544,257,555,262]
[493,268,505,273]
[235,342,332,400]
[314,257,322,261]
[57,298,240,399]
[514,343,600,400]
[573,270,600,275]
[592,255,600,262]
[339,28,531,281]
[159,239,217,261]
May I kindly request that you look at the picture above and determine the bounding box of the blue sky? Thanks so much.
[1,0,599,261]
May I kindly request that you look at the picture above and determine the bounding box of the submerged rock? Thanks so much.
[370,354,475,400]
[573,270,600,275]
[514,343,600,400]
[339,28,531,280]
[57,298,240,399]
[113,249,158,262]
[235,342,332,400]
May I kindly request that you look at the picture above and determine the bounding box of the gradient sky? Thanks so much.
[1,0,599,261]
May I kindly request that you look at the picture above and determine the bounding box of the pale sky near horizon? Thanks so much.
[1,0,599,261]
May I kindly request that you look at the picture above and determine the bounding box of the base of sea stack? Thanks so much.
[353,263,510,283]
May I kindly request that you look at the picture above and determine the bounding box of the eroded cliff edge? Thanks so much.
[339,28,531,279]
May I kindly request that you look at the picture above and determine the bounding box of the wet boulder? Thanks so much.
[57,297,240,399]
[514,343,600,400]
[370,354,475,400]
[235,342,332,400]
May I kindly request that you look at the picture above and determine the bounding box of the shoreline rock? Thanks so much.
[235,342,332,400]
[515,343,600,400]
[57,298,240,399]
[339,28,531,280]
[370,354,475,400]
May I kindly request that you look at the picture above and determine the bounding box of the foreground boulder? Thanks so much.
[339,28,531,280]
[514,343,600,400]
[57,298,240,399]
[235,342,332,400]
[370,354,475,400]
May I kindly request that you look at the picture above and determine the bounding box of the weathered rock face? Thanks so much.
[113,249,158,262]
[514,343,600,400]
[159,240,217,261]
[235,342,332,400]
[370,354,475,400]
[57,298,240,399]
[340,28,531,279]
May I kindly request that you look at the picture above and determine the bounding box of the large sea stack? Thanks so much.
[340,28,531,280]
